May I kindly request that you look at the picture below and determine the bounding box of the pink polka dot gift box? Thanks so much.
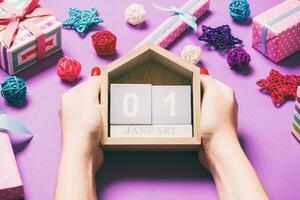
[0,133,23,200]
[252,0,300,63]
[135,0,210,49]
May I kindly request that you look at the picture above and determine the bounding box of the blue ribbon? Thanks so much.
[0,110,31,136]
[152,3,198,32]
[261,5,300,55]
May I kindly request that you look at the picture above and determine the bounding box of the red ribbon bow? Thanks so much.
[0,0,52,59]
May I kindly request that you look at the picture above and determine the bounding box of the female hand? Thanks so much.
[198,75,269,200]
[199,75,238,167]
[59,76,103,172]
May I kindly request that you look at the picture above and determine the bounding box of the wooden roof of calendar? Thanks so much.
[104,43,199,83]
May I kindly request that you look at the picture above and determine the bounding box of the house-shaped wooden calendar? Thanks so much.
[101,44,201,150]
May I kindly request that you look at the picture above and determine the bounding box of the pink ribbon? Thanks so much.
[0,0,52,60]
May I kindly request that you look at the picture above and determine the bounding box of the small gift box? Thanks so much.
[0,132,23,200]
[135,0,210,49]
[0,0,62,75]
[292,86,300,142]
[252,0,300,63]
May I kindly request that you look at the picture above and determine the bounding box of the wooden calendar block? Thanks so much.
[110,125,192,137]
[152,86,192,125]
[110,84,152,124]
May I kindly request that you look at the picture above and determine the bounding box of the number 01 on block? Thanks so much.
[110,84,192,138]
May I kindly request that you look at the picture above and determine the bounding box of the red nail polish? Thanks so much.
[200,67,209,75]
[91,66,101,76]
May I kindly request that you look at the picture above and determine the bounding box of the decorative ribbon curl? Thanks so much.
[0,0,52,60]
[0,110,31,136]
[152,3,198,32]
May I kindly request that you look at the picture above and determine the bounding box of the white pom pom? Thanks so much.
[181,45,201,65]
[124,3,146,25]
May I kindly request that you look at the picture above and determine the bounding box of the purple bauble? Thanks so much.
[227,47,251,70]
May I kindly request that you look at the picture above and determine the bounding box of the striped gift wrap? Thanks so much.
[292,86,300,142]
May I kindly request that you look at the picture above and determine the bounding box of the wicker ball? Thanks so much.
[229,0,251,22]
[1,76,27,106]
[57,56,82,81]
[227,47,251,71]
[91,30,117,56]
[124,3,146,25]
[181,45,202,65]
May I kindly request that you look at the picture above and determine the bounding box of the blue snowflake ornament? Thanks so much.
[63,7,103,33]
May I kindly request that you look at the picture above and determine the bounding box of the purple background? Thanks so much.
[2,0,300,199]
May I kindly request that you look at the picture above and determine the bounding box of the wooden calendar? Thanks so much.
[100,44,201,150]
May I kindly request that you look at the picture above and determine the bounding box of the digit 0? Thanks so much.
[123,93,139,117]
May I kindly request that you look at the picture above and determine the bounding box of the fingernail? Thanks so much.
[200,67,209,75]
[91,66,101,76]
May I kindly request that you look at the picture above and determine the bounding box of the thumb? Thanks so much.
[200,75,217,94]
[86,76,102,103]
[87,76,102,91]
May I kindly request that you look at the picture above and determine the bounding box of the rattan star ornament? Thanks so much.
[63,7,103,33]
[257,69,300,106]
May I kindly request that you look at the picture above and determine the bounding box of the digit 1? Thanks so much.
[123,93,139,117]
[164,91,176,117]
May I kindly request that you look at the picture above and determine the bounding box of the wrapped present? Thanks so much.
[0,132,23,200]
[0,0,62,75]
[0,111,31,200]
[252,0,300,63]
[135,0,210,49]
[292,86,300,142]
